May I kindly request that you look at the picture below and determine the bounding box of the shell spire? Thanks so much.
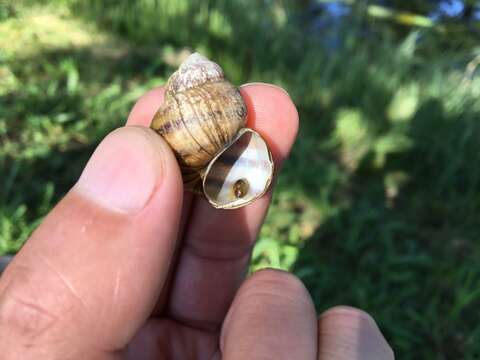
[167,53,224,93]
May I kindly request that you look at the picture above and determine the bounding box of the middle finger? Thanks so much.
[164,83,299,330]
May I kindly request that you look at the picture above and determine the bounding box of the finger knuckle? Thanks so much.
[0,263,65,347]
[0,287,58,342]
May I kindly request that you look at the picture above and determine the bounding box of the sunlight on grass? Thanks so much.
[0,6,105,59]
[387,84,419,123]
[334,108,371,171]
[2,1,480,358]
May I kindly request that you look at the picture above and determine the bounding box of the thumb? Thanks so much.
[0,127,183,359]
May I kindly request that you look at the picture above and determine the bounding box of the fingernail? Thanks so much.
[240,82,291,98]
[75,127,163,213]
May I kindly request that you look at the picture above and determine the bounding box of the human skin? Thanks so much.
[0,83,394,359]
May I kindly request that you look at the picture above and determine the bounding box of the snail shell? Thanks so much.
[151,53,274,209]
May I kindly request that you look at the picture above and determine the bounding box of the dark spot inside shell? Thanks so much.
[233,179,249,198]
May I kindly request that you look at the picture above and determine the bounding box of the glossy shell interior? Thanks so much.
[203,128,274,209]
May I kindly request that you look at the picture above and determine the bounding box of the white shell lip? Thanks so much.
[168,52,224,92]
[202,128,274,210]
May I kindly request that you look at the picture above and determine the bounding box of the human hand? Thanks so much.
[0,83,394,359]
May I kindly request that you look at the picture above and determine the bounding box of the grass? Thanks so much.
[1,1,480,358]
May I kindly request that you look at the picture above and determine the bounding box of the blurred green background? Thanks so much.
[1,0,480,358]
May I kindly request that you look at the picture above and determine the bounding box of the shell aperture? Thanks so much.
[203,128,274,209]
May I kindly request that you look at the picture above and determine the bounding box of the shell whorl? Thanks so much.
[167,53,224,93]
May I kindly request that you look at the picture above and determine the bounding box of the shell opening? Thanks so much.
[203,128,274,209]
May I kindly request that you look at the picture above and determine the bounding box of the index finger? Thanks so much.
[127,87,166,126]
[165,83,299,328]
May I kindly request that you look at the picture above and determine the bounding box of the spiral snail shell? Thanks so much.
[151,53,274,209]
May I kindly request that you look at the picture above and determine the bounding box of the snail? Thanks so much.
[151,53,274,209]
